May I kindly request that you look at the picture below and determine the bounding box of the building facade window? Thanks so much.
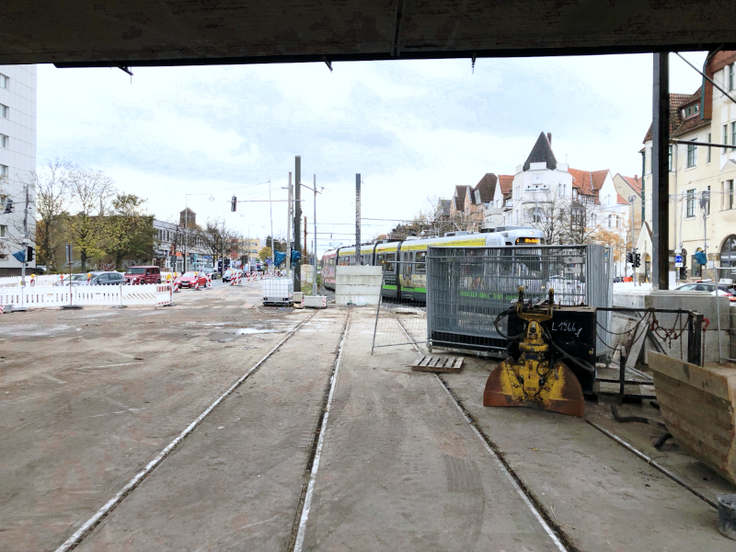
[725,180,735,210]
[729,63,735,91]
[0,164,7,178]
[725,124,729,152]
[732,122,736,149]
[668,144,673,170]
[0,74,7,89]
[0,225,6,238]
[0,104,7,119]
[706,186,711,215]
[686,141,697,168]
[0,134,7,149]
[721,235,736,269]
[686,189,696,217]
[707,133,712,163]
[607,214,612,228]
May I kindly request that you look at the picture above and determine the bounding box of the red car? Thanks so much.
[124,265,162,285]
[178,271,208,288]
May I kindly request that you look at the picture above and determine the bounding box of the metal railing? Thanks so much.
[425,244,613,355]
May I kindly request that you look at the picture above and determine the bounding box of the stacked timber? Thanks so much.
[649,352,736,484]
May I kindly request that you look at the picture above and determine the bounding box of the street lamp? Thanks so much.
[184,193,215,272]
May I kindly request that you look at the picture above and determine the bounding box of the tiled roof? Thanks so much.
[523,132,557,171]
[473,173,497,204]
[643,91,709,142]
[498,175,513,196]
[619,175,642,196]
[709,51,736,75]
[568,168,609,196]
[617,193,628,205]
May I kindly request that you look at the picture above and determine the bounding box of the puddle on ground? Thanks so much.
[236,328,284,335]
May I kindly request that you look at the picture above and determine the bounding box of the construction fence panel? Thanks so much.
[371,262,428,352]
[425,244,612,356]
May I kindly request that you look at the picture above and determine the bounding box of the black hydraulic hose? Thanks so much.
[493,307,526,340]
[541,324,596,374]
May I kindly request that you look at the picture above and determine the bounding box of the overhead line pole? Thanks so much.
[294,156,302,292]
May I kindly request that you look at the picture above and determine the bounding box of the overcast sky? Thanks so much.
[37,52,707,254]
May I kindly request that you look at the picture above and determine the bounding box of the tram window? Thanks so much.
[386,253,396,272]
[416,251,427,274]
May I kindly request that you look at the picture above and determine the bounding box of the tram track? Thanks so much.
[55,310,320,552]
[394,317,575,552]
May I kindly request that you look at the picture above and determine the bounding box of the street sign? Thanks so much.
[675,254,683,268]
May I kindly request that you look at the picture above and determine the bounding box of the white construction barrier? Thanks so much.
[335,266,382,306]
[0,284,173,310]
[0,274,62,288]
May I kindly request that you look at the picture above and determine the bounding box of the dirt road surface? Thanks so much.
[1,282,734,551]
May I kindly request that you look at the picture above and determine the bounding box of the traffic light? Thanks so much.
[26,246,34,262]
[231,195,237,212]
[626,251,633,264]
[634,252,641,268]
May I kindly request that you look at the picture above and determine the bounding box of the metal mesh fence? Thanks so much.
[371,262,428,353]
[426,244,612,356]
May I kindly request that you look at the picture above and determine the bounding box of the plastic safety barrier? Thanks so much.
[0,284,173,310]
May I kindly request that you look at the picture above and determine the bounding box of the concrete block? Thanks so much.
[303,295,327,308]
[335,266,382,306]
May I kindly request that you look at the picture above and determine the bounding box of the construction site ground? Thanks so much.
[1,280,735,552]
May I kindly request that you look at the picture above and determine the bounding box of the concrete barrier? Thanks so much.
[335,266,382,306]
[613,289,732,363]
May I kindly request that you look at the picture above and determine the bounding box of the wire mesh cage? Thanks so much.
[425,244,612,356]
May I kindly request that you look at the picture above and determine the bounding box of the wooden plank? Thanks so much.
[411,356,425,367]
[653,380,734,430]
[653,374,733,419]
[659,404,734,453]
[649,352,735,401]
[411,355,464,373]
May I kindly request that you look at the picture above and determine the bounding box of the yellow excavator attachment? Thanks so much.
[484,287,586,417]
[483,358,585,417]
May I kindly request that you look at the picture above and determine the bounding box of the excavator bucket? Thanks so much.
[484,360,585,418]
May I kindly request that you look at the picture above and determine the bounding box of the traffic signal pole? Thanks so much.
[21,182,29,287]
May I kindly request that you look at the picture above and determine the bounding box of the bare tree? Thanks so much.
[198,218,240,269]
[31,158,73,270]
[65,166,116,271]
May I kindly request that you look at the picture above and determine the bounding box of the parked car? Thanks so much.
[54,274,88,286]
[222,268,240,282]
[674,282,736,302]
[200,266,218,279]
[178,271,208,288]
[124,265,161,285]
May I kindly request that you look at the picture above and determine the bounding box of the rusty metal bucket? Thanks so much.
[484,359,585,418]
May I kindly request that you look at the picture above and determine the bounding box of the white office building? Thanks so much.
[0,65,37,275]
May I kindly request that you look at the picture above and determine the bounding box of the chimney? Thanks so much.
[547,132,552,145]
[634,174,638,181]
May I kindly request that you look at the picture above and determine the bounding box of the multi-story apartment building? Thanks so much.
[488,133,630,275]
[0,65,36,275]
[638,51,736,282]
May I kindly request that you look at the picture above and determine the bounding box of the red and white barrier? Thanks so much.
[0,283,174,310]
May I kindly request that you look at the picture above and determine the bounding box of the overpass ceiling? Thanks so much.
[2,1,736,68]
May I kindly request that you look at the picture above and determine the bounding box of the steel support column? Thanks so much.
[652,52,670,290]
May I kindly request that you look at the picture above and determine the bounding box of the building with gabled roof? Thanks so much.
[639,51,736,283]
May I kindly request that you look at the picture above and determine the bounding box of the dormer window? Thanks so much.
[683,104,700,119]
